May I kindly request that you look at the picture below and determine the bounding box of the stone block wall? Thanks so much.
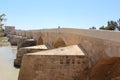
[19,54,88,80]
[8,35,27,45]
[41,31,120,67]
[14,48,41,68]
[17,39,37,49]
[18,45,89,80]
[14,45,50,68]
[14,28,120,67]
[31,31,120,67]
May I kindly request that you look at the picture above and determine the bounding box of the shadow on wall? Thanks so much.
[90,57,120,80]
[53,37,66,48]
[38,36,43,45]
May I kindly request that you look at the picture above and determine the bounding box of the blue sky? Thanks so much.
[0,0,120,30]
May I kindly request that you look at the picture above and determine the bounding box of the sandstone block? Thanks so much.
[19,45,89,80]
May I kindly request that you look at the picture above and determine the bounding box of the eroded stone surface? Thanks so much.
[6,27,120,79]
[17,39,37,50]
[14,28,120,67]
[14,44,50,68]
[19,45,89,80]
[90,57,120,80]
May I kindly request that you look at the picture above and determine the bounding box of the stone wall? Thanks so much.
[15,28,120,66]
[19,45,89,80]
[11,28,120,80]
[17,39,37,49]
[31,31,120,66]
[14,44,50,68]
[8,35,27,45]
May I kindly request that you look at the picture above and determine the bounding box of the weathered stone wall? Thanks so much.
[77,35,120,66]
[14,28,120,80]
[90,57,120,80]
[31,30,120,66]
[14,48,41,67]
[19,55,88,80]
[14,44,51,68]
[19,45,89,80]
[17,39,37,49]
[15,28,120,66]
[8,35,27,45]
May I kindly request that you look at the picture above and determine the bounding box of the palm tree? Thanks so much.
[0,14,6,30]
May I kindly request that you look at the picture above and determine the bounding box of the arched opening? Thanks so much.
[38,36,43,45]
[53,38,66,48]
